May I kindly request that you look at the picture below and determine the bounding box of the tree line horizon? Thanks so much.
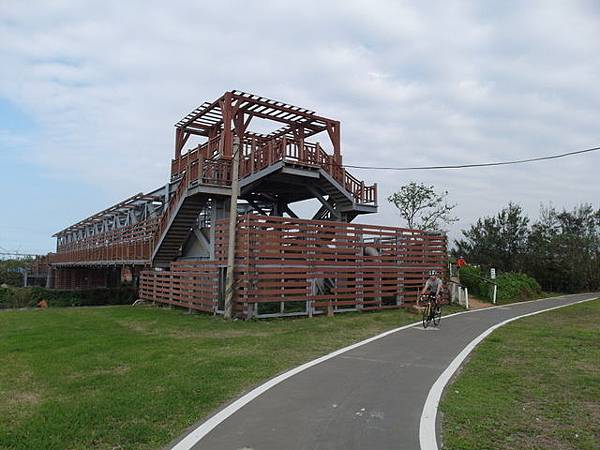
[389,182,600,293]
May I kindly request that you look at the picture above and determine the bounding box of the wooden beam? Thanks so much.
[326,121,341,163]
[305,185,341,220]
[221,92,233,158]
[231,92,331,122]
[177,95,223,128]
[175,128,183,158]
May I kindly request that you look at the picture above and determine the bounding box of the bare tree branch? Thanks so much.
[387,182,458,231]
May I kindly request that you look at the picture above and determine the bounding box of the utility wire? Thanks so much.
[0,252,40,258]
[341,145,600,171]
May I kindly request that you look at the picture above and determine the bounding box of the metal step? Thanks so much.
[152,192,210,266]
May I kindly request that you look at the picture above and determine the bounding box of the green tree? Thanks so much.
[527,204,600,292]
[456,202,600,293]
[454,203,529,272]
[387,182,458,231]
[0,257,33,287]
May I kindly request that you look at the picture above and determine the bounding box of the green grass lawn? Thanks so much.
[0,304,462,450]
[441,299,600,450]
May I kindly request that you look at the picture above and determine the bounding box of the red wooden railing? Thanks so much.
[173,135,377,205]
[237,137,377,205]
[53,217,158,264]
[153,152,232,251]
[171,135,222,178]
[54,150,232,265]
[54,131,375,266]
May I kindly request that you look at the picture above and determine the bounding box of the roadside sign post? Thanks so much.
[490,268,497,304]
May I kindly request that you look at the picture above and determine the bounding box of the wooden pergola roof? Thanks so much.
[175,90,337,141]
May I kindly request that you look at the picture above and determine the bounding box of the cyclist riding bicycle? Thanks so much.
[420,270,443,306]
[420,270,444,328]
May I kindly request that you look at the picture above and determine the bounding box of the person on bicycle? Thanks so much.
[421,270,443,305]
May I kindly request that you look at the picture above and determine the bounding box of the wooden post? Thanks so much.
[250,137,255,174]
[221,92,233,158]
[175,128,182,159]
[224,136,241,320]
[327,300,334,317]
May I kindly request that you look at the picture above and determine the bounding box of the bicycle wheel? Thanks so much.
[433,304,442,327]
[422,302,431,328]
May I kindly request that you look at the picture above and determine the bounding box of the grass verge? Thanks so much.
[440,299,600,449]
[0,303,461,449]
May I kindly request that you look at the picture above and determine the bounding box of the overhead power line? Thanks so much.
[0,252,41,258]
[342,145,600,171]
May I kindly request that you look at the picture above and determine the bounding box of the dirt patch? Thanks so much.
[5,390,41,407]
[166,328,275,340]
[528,433,574,450]
[467,296,492,310]
[117,320,273,340]
[68,364,131,381]
[116,320,155,335]
[582,400,600,424]
[89,364,131,376]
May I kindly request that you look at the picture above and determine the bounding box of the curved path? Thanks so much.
[171,293,598,450]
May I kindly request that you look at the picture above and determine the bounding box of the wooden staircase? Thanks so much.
[151,156,232,268]
[151,130,377,267]
[152,193,210,267]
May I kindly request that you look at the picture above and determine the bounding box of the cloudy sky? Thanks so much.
[1,1,599,254]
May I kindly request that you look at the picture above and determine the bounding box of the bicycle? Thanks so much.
[419,293,442,328]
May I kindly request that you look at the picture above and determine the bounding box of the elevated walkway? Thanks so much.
[50,90,380,284]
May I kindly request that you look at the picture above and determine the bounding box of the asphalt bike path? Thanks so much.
[171,293,598,450]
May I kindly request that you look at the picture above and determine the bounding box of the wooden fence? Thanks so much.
[139,260,221,313]
[139,214,447,318]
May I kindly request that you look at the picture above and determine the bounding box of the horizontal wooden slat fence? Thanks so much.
[140,260,220,313]
[139,214,447,318]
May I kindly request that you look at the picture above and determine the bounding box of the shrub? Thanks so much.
[495,272,542,303]
[458,265,483,296]
[458,265,542,303]
[0,286,136,309]
[0,270,24,287]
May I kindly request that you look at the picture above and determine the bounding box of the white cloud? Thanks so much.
[1,0,599,250]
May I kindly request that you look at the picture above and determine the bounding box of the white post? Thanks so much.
[224,136,240,320]
[465,287,469,310]
[490,268,497,305]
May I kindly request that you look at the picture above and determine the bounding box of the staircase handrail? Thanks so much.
[152,159,194,253]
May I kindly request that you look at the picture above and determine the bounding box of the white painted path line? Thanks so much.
[170,294,585,450]
[419,296,598,450]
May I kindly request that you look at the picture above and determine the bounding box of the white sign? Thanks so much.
[490,268,496,279]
